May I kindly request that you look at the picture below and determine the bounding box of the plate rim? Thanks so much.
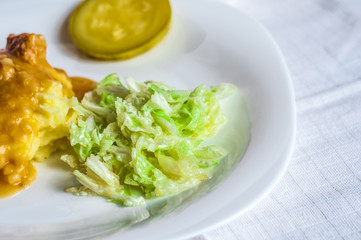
[0,0,296,239]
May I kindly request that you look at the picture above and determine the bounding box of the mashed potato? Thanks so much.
[0,33,79,197]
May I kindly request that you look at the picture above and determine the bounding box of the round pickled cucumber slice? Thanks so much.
[69,0,171,60]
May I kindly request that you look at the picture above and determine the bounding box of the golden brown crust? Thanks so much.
[6,33,47,65]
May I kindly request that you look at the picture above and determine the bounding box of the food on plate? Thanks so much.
[0,33,89,198]
[61,74,235,206]
[0,32,238,207]
[69,0,172,60]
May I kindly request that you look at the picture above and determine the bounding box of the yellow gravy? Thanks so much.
[0,33,97,198]
[0,54,56,197]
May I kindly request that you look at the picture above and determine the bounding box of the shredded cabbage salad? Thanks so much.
[61,74,236,206]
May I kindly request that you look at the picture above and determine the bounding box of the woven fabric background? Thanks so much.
[191,0,361,239]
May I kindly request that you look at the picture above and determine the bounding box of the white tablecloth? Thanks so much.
[192,0,361,239]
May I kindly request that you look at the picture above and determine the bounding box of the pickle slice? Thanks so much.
[69,0,171,60]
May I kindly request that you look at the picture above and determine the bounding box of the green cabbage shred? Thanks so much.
[61,74,236,206]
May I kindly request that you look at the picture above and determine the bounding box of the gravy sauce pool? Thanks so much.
[0,165,36,198]
[71,76,97,101]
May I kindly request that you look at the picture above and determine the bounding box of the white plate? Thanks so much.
[0,0,296,239]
